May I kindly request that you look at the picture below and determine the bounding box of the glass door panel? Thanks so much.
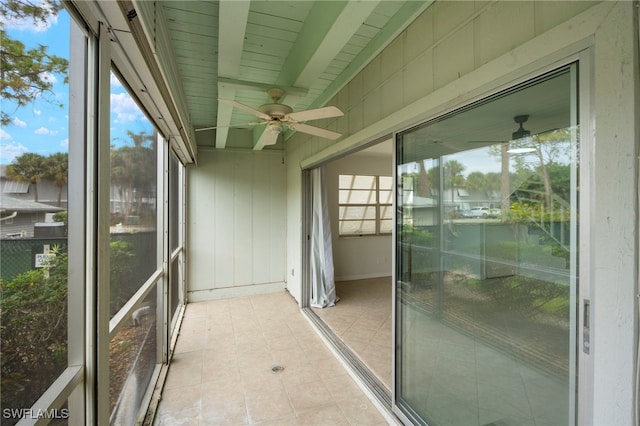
[395,65,578,425]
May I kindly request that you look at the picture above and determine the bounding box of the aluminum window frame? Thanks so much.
[390,51,593,426]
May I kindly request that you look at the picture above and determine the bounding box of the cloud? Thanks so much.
[60,138,69,148]
[111,93,144,123]
[110,73,123,88]
[35,126,58,136]
[34,109,42,116]
[12,117,27,128]
[41,72,58,85]
[0,142,29,163]
[0,128,12,141]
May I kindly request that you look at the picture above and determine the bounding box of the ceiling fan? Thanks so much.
[196,88,344,147]
[466,114,536,145]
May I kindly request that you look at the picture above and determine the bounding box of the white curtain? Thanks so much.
[310,167,337,308]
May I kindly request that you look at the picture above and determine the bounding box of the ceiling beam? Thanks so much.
[216,0,250,148]
[279,1,379,91]
[218,77,308,98]
[309,1,433,110]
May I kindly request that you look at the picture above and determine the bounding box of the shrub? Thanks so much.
[0,247,68,412]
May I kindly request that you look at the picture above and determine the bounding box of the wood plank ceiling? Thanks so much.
[155,1,429,151]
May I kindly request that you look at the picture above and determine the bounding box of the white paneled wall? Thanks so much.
[187,150,286,301]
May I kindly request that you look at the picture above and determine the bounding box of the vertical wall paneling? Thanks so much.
[234,152,254,286]
[188,150,286,301]
[213,152,235,287]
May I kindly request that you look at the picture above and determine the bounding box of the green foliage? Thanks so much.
[0,0,68,126]
[5,152,46,182]
[53,210,67,229]
[400,224,434,246]
[504,201,569,224]
[110,130,157,221]
[5,152,69,203]
[478,274,569,318]
[0,246,68,410]
[110,240,134,314]
[46,152,68,205]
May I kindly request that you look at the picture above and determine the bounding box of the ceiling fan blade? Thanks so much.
[285,106,343,122]
[219,99,272,121]
[195,122,262,132]
[289,123,341,140]
[256,127,280,146]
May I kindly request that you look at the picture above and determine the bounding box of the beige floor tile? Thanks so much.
[287,380,336,413]
[156,291,390,426]
[337,395,387,425]
[163,350,203,390]
[296,403,350,425]
[154,384,201,426]
[322,373,369,400]
[245,389,295,424]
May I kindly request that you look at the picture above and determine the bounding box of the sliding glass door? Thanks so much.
[395,65,578,425]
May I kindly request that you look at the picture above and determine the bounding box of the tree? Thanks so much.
[443,159,465,207]
[6,152,46,201]
[416,160,432,197]
[45,152,68,205]
[0,0,68,126]
[111,130,156,219]
[508,128,572,209]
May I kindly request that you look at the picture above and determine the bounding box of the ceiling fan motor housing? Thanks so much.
[259,103,293,119]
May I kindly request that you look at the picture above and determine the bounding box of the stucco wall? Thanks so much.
[285,1,638,423]
[187,149,286,301]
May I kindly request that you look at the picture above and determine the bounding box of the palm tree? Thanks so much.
[111,130,156,218]
[444,159,465,210]
[6,152,46,201]
[45,152,68,206]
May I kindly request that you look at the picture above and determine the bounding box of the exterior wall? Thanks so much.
[286,2,601,300]
[589,2,638,424]
[325,153,392,281]
[187,149,286,301]
[286,1,638,424]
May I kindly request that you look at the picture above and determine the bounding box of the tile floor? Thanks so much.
[153,291,390,425]
[311,278,393,390]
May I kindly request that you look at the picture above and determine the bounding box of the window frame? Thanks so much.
[338,174,393,237]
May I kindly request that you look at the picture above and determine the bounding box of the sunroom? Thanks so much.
[0,1,638,425]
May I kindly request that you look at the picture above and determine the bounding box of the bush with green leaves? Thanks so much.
[0,239,135,413]
[0,246,68,411]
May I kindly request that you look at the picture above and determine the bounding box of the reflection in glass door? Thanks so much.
[395,65,578,425]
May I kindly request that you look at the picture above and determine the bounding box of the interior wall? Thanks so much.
[325,153,392,281]
[187,149,286,302]
[285,1,637,423]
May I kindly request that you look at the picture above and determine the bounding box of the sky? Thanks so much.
[0,5,153,165]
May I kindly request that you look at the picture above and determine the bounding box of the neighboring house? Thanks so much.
[0,164,68,209]
[0,196,64,238]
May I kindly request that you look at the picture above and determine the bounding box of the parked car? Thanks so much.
[463,207,489,218]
